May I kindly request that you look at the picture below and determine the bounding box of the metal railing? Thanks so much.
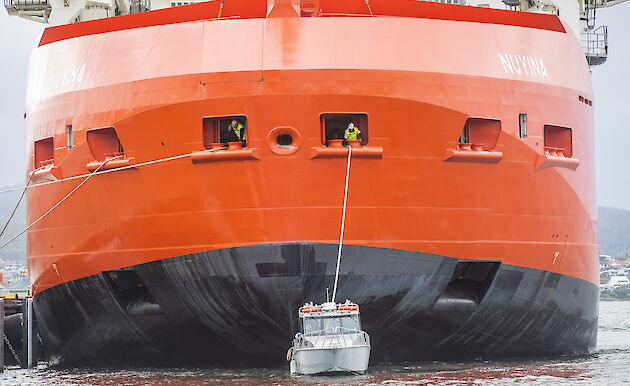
[4,0,48,10]
[581,25,608,66]
[296,327,370,349]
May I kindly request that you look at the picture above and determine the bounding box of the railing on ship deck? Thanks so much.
[582,25,608,66]
[4,0,49,10]
[295,327,370,349]
[318,13,376,17]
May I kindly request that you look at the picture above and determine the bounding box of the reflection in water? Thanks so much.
[2,301,629,385]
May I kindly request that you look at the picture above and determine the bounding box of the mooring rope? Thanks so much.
[0,155,185,194]
[0,171,34,240]
[218,0,224,18]
[331,146,352,303]
[0,155,123,250]
[365,0,374,16]
[0,147,229,195]
[0,145,232,248]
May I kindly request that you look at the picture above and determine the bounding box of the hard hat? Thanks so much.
[348,123,354,129]
[231,120,237,125]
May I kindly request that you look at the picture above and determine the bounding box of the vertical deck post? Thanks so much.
[27,298,33,368]
[21,298,34,368]
[0,298,4,372]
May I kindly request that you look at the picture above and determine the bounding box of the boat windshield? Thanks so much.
[302,314,360,334]
[340,315,360,330]
[303,318,320,334]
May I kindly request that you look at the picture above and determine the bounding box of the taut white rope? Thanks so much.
[332,146,352,303]
[0,145,233,246]
[0,171,34,239]
[0,147,228,195]
[0,155,123,250]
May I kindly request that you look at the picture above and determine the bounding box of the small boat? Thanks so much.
[288,300,370,375]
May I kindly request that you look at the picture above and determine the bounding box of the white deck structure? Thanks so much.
[602,275,630,291]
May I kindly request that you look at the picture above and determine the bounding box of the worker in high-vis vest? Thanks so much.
[344,122,361,141]
[229,120,246,143]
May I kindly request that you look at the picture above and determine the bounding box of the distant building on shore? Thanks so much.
[600,255,630,279]
[601,276,630,292]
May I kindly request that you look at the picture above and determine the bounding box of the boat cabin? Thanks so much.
[298,301,362,335]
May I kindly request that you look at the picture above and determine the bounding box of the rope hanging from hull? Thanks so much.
[0,146,230,196]
[0,172,33,240]
[332,146,352,303]
[218,0,224,19]
[0,155,123,250]
[365,0,374,16]
[0,144,233,250]
[0,142,83,239]
[0,154,180,194]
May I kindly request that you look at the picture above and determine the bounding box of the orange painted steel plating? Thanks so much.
[23,1,597,295]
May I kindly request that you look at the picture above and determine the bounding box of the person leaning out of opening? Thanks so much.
[342,122,361,146]
[227,120,246,147]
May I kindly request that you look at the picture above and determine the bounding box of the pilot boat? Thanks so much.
[289,300,370,375]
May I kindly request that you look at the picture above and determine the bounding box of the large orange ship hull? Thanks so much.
[23,0,598,364]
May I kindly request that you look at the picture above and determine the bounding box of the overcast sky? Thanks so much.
[0,5,629,208]
[591,2,630,210]
[0,11,42,188]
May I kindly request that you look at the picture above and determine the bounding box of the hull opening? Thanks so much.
[103,270,164,316]
[438,261,501,306]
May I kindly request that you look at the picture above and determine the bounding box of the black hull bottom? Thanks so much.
[34,243,598,366]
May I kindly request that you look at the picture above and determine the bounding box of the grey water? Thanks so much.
[1,301,628,385]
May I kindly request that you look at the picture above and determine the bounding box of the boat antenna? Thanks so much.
[326,287,330,302]
[332,146,352,303]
